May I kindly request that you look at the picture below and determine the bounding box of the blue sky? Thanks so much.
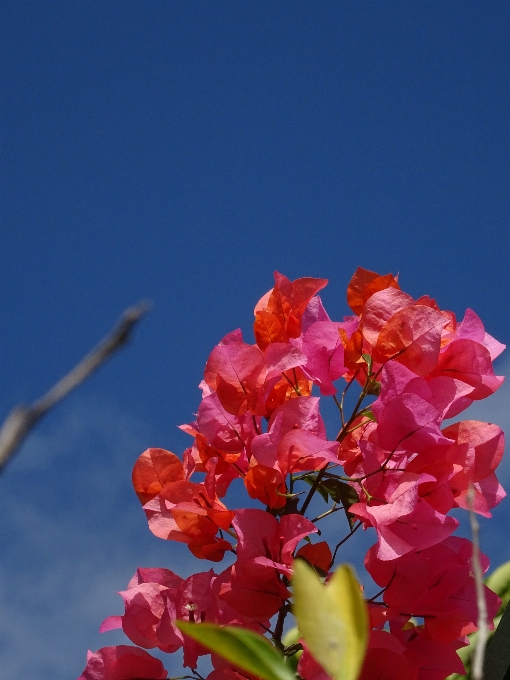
[1,3,510,678]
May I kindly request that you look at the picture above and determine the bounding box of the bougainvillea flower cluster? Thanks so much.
[79,268,506,680]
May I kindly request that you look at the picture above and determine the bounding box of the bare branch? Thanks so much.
[0,300,152,472]
[468,485,489,680]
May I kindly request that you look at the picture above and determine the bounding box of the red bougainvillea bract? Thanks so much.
[78,268,506,680]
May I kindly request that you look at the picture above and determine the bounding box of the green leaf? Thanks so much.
[485,559,510,611]
[293,560,368,680]
[301,473,329,503]
[320,479,358,506]
[445,561,510,680]
[361,353,372,372]
[176,621,296,680]
[282,626,301,648]
[300,476,359,529]
[321,479,359,529]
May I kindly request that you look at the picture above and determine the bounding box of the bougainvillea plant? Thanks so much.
[78,267,506,680]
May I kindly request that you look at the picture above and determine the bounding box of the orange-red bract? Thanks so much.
[347,267,400,316]
[339,325,364,376]
[204,342,266,416]
[158,480,235,532]
[195,432,241,472]
[295,541,332,574]
[143,479,235,562]
[244,464,287,509]
[263,367,313,417]
[132,448,185,505]
[373,304,447,376]
[254,272,327,350]
[188,538,233,562]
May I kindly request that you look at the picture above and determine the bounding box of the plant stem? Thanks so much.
[310,504,343,523]
[273,604,290,651]
[299,465,329,516]
[329,521,362,568]
[468,485,488,680]
[366,587,386,603]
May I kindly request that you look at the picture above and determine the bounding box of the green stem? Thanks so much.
[310,504,342,523]
[333,393,344,426]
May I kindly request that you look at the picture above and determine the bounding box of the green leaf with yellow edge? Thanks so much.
[485,559,510,611]
[176,621,296,680]
[445,560,510,680]
[292,560,368,680]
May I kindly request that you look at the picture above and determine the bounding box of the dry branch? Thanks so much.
[0,301,151,472]
[468,485,489,680]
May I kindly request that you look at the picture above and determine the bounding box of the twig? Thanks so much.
[300,464,329,516]
[0,300,152,472]
[468,485,489,680]
[329,520,362,568]
[366,587,386,603]
[310,504,343,523]
[272,603,290,651]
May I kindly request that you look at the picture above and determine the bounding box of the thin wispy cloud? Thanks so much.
[0,396,198,680]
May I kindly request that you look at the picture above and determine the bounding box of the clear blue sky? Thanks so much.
[1,3,510,679]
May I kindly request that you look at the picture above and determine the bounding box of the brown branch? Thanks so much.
[0,300,152,472]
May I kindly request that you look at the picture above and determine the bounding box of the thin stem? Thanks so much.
[372,347,407,381]
[231,462,246,478]
[320,471,360,482]
[273,604,290,651]
[366,587,386,603]
[398,612,435,619]
[300,373,374,514]
[258,622,275,636]
[344,420,369,436]
[319,445,400,485]
[291,472,312,482]
[310,504,343,523]
[340,370,359,425]
[329,521,362,569]
[282,371,301,397]
[252,415,261,435]
[333,394,344,426]
[336,377,371,442]
[220,527,237,555]
[284,642,304,656]
[299,465,329,516]
[292,368,302,396]
[468,485,488,680]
